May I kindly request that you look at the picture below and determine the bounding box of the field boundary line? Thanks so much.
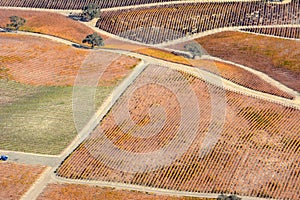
[0,150,60,158]
[0,150,60,167]
[165,61,300,109]
[238,29,300,40]
[1,8,298,50]
[157,24,300,47]
[99,48,300,109]
[52,175,277,200]
[0,0,292,13]
[4,31,298,109]
[21,167,53,200]
[201,55,300,98]
[0,0,265,14]
[58,59,147,158]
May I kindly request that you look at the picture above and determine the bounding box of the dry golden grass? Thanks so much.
[0,9,104,44]
[136,48,190,65]
[0,33,139,86]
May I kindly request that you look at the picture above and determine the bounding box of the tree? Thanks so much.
[82,32,104,48]
[82,3,101,21]
[217,194,241,200]
[6,16,26,31]
[184,43,204,59]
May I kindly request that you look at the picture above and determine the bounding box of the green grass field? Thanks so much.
[0,80,114,155]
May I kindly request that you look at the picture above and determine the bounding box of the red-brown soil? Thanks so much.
[57,65,300,200]
[241,27,300,39]
[191,60,294,99]
[0,162,45,200]
[196,31,300,92]
[38,183,211,200]
[0,0,176,9]
[0,33,139,86]
[0,9,105,44]
[97,1,299,44]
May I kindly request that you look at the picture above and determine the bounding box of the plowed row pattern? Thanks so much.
[97,1,300,44]
[190,59,294,99]
[0,0,175,9]
[241,27,300,39]
[57,65,300,200]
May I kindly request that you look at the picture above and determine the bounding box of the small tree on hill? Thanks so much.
[184,43,204,59]
[6,16,26,31]
[82,3,101,21]
[82,32,104,48]
[217,194,241,200]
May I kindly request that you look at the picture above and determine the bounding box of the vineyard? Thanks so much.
[0,162,45,200]
[97,0,300,44]
[0,0,176,9]
[0,9,99,44]
[56,65,300,200]
[37,184,212,200]
[195,31,300,92]
[0,33,138,86]
[241,27,300,39]
[190,59,294,99]
[0,33,139,154]
[131,48,294,99]
[1,0,299,199]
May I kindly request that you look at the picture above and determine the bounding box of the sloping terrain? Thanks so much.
[57,65,300,200]
[38,183,212,200]
[97,1,299,43]
[195,31,300,92]
[241,27,300,39]
[0,162,45,200]
[0,9,99,44]
[0,33,139,154]
[0,0,177,9]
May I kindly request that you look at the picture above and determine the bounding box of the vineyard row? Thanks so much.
[241,27,300,39]
[96,1,300,44]
[0,0,175,9]
[57,64,300,200]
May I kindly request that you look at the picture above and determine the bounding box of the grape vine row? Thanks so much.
[97,1,300,44]
[57,64,300,200]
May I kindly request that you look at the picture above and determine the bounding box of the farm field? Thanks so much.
[241,27,300,39]
[0,33,138,86]
[0,162,45,200]
[0,0,177,9]
[97,0,299,44]
[190,59,294,99]
[37,183,213,200]
[0,9,101,44]
[0,0,299,199]
[0,33,140,154]
[56,65,300,200]
[195,31,300,92]
[132,47,294,99]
